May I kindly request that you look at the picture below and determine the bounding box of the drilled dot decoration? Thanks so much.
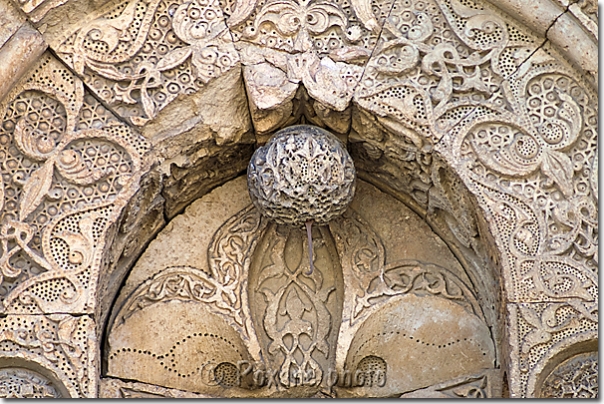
[247,125,356,227]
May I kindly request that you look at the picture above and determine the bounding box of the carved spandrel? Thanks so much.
[55,0,240,127]
[354,0,543,145]
[0,53,148,314]
[248,223,344,390]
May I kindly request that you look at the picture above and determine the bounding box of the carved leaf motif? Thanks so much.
[519,304,580,354]
[72,0,144,64]
[55,150,105,185]
[519,306,553,354]
[555,92,583,146]
[14,118,59,161]
[350,0,378,32]
[155,47,192,71]
[536,260,594,301]
[86,60,135,81]
[53,315,84,361]
[19,159,55,222]
[140,87,157,120]
[191,47,220,84]
[445,0,508,51]
[541,149,574,197]
[329,209,385,284]
[374,43,419,75]
[54,213,99,269]
[250,0,350,43]
[227,0,259,27]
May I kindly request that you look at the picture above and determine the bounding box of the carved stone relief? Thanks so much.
[53,0,240,128]
[0,368,62,398]
[0,52,148,316]
[539,351,598,398]
[0,0,597,396]
[227,0,395,137]
[0,314,96,397]
[105,175,501,397]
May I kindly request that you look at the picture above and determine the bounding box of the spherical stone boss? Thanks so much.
[247,125,356,227]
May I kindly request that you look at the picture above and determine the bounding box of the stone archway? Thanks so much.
[102,175,502,397]
[0,0,597,397]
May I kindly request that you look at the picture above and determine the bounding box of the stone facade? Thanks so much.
[0,0,597,397]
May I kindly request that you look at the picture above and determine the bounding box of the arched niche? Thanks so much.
[0,0,596,397]
[0,357,73,398]
[102,174,503,397]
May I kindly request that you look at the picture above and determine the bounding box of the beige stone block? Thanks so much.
[547,11,598,89]
[0,24,46,103]
[0,0,26,48]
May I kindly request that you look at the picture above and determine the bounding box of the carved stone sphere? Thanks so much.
[247,125,356,226]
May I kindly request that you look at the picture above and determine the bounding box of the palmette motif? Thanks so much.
[0,0,597,397]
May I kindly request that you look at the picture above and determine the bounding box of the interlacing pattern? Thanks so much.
[0,0,597,397]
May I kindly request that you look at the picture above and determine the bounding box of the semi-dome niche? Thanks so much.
[103,174,501,398]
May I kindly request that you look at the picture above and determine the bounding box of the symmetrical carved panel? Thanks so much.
[0,0,597,397]
[105,176,501,397]
[249,223,344,389]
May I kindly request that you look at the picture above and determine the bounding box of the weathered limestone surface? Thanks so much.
[0,0,597,397]
[106,176,498,397]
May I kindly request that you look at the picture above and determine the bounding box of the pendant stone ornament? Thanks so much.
[247,125,356,273]
[247,125,356,225]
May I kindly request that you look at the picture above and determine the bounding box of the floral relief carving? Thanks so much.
[354,0,541,146]
[248,223,343,388]
[511,302,597,397]
[117,205,265,341]
[0,53,148,314]
[353,259,483,322]
[0,314,96,397]
[56,0,239,125]
[0,0,597,397]
[457,65,598,310]
[107,195,499,396]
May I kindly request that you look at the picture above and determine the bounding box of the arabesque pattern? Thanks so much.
[0,0,597,397]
